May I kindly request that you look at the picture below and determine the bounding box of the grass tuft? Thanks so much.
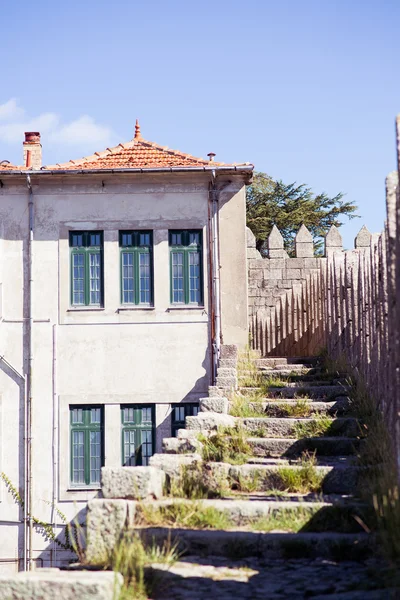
[199,425,251,465]
[90,532,179,600]
[293,414,333,438]
[229,394,266,418]
[277,452,324,493]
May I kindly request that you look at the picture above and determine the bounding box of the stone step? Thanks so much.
[135,528,374,561]
[239,385,349,399]
[255,357,320,367]
[248,437,362,458]
[239,371,347,385]
[232,398,350,417]
[133,497,371,533]
[239,416,359,438]
[227,463,361,495]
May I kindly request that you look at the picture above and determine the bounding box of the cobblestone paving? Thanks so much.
[152,556,397,599]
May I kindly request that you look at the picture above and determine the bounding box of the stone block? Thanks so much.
[86,498,135,561]
[218,358,236,368]
[246,226,257,248]
[295,243,314,258]
[354,225,372,248]
[149,453,202,477]
[249,268,263,280]
[101,466,165,500]
[247,248,261,259]
[162,436,202,454]
[285,268,302,279]
[216,367,237,377]
[199,397,229,414]
[220,345,238,361]
[185,412,235,431]
[248,259,264,269]
[0,570,123,600]
[215,375,237,387]
[268,268,283,279]
[304,258,320,269]
[208,386,226,397]
[269,249,289,259]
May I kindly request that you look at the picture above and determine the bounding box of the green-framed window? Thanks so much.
[70,231,103,306]
[169,230,203,305]
[70,406,104,486]
[120,231,153,305]
[171,403,199,437]
[121,405,155,466]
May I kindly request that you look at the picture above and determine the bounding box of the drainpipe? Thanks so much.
[210,169,221,382]
[25,174,34,570]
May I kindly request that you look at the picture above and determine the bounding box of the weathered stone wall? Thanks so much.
[249,116,400,472]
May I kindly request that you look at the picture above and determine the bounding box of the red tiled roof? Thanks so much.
[45,121,251,171]
[0,122,253,173]
[0,161,23,170]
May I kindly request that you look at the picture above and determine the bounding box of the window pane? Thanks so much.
[72,431,85,484]
[141,407,152,423]
[123,430,136,466]
[89,233,101,247]
[189,252,201,304]
[139,233,150,247]
[123,407,135,423]
[71,234,83,247]
[139,253,150,304]
[192,405,199,417]
[189,232,200,245]
[122,252,134,304]
[89,253,101,304]
[72,253,85,305]
[89,431,101,484]
[71,408,83,424]
[172,252,184,303]
[171,233,182,246]
[122,233,133,247]
[174,407,185,422]
[91,408,101,423]
[141,430,153,466]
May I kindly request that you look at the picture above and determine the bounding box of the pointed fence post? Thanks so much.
[354,225,372,249]
[268,225,289,259]
[325,225,343,257]
[295,224,314,257]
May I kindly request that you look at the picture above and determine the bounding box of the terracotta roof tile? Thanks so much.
[0,161,23,171]
[45,122,251,171]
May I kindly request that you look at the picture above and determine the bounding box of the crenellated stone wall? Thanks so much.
[247,220,372,321]
[247,115,400,473]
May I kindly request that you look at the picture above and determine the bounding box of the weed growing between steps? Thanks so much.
[166,463,228,499]
[293,414,334,438]
[277,452,324,493]
[249,507,319,533]
[229,394,266,417]
[280,399,312,418]
[91,532,179,600]
[137,501,232,530]
[199,425,251,465]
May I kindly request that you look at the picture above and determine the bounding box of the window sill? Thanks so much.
[67,307,105,312]
[67,486,101,491]
[117,306,155,312]
[167,306,206,312]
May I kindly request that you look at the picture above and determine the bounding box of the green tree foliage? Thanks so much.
[246,172,359,255]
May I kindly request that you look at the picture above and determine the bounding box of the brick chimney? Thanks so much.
[23,132,42,169]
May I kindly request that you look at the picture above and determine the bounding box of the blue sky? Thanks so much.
[1,0,399,249]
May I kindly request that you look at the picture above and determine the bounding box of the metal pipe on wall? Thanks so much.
[25,174,34,570]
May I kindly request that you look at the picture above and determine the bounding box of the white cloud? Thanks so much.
[0,99,115,149]
[0,98,25,121]
[48,115,113,147]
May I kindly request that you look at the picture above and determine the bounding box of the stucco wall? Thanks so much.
[0,171,248,569]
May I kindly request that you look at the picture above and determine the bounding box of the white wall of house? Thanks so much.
[0,171,248,570]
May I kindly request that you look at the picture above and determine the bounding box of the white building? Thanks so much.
[0,122,253,570]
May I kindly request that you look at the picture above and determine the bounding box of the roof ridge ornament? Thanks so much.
[134,119,142,140]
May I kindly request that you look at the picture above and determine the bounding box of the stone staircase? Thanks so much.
[85,352,392,598]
